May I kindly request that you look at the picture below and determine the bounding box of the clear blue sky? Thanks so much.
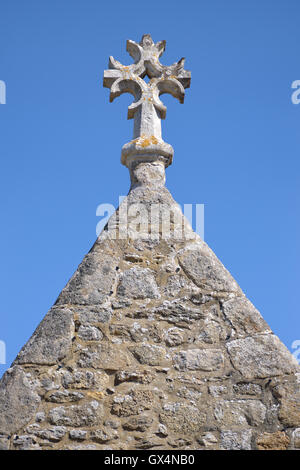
[1,0,299,377]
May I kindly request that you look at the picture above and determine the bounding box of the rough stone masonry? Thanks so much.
[0,35,299,451]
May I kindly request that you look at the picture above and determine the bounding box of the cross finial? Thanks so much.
[103,34,191,169]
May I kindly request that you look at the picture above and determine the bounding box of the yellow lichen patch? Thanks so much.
[140,137,151,147]
[150,135,159,145]
[128,135,160,147]
[139,135,159,147]
[86,391,105,400]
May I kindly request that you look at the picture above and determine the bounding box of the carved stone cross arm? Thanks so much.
[103,34,191,168]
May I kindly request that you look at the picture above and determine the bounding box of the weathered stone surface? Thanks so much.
[214,400,266,427]
[160,402,206,434]
[62,369,109,390]
[45,390,84,403]
[91,428,118,443]
[78,325,103,341]
[48,401,103,427]
[291,428,300,449]
[167,437,193,448]
[163,274,191,298]
[196,320,223,344]
[78,343,131,370]
[12,435,40,450]
[115,369,154,385]
[208,385,228,397]
[256,431,290,450]
[173,349,224,372]
[278,399,300,428]
[220,430,252,450]
[69,429,87,441]
[111,390,154,417]
[153,300,207,325]
[233,382,262,396]
[226,334,299,379]
[129,344,167,366]
[197,432,218,447]
[164,327,185,347]
[0,435,10,450]
[176,385,203,402]
[178,244,241,293]
[134,437,163,450]
[76,304,112,323]
[15,308,74,365]
[56,252,118,305]
[117,267,160,299]
[35,412,46,423]
[123,416,153,432]
[270,375,300,427]
[109,321,162,344]
[0,367,40,435]
[35,426,67,442]
[104,418,120,429]
[221,296,271,337]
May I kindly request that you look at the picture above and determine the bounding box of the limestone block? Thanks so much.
[221,296,270,337]
[226,334,299,379]
[48,401,103,427]
[111,389,154,417]
[208,385,228,397]
[45,390,84,403]
[34,426,67,442]
[91,428,118,443]
[12,435,40,450]
[197,432,218,447]
[278,399,300,427]
[122,416,153,432]
[164,327,185,347]
[56,252,118,305]
[69,429,87,441]
[256,431,290,450]
[15,307,74,365]
[76,304,112,323]
[117,267,160,299]
[160,402,206,434]
[129,344,167,366]
[78,325,103,341]
[178,244,241,293]
[291,428,300,449]
[77,343,131,370]
[220,430,252,450]
[62,369,109,390]
[0,366,40,435]
[233,382,262,396]
[0,435,10,450]
[115,369,154,385]
[270,375,300,427]
[153,300,208,325]
[214,400,266,427]
[173,349,224,372]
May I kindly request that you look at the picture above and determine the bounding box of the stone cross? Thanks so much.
[103,34,191,168]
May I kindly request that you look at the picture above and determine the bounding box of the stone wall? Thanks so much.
[0,164,299,450]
